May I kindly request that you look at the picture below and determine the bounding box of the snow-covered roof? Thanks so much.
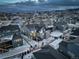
[1,35,13,41]
[47,25,54,28]
[51,31,63,37]
[68,24,79,28]
[50,39,62,46]
[49,39,62,49]
[0,44,30,59]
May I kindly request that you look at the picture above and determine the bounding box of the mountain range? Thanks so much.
[0,0,79,13]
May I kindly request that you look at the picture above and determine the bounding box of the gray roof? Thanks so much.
[33,45,68,59]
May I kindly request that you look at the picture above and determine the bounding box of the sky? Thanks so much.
[0,0,79,5]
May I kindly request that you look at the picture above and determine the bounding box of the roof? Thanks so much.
[33,46,68,59]
[51,31,63,37]
[0,25,19,32]
[12,33,22,40]
[68,43,79,56]
[26,24,43,32]
[0,25,20,37]
[34,51,56,59]
[49,39,62,49]
[0,35,13,43]
[1,35,13,40]
[71,28,79,36]
[68,24,79,28]
[59,41,79,57]
[46,25,54,28]
[0,45,30,59]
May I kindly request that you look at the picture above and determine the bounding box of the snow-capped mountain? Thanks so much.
[0,0,79,13]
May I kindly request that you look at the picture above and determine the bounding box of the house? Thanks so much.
[0,25,20,37]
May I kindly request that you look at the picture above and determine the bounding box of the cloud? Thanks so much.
[0,0,79,5]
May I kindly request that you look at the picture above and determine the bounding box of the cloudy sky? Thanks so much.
[0,0,79,5]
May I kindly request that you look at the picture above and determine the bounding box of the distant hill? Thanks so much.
[0,0,79,13]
